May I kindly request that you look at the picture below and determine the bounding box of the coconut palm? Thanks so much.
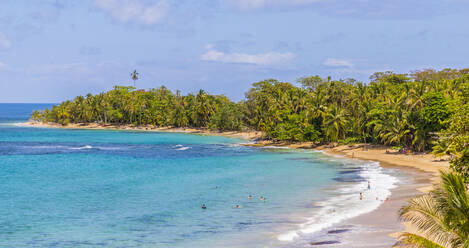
[395,171,469,248]
[323,105,348,142]
[131,70,139,87]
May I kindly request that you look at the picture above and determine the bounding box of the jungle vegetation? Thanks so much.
[31,68,469,175]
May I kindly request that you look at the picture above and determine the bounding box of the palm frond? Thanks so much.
[394,233,447,248]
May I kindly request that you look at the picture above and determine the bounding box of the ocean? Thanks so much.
[0,103,399,247]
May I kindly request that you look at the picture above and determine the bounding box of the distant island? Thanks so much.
[28,68,469,246]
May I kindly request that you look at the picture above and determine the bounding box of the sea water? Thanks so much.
[0,104,399,247]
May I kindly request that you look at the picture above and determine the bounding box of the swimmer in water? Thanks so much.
[260,196,264,200]
[235,204,241,208]
[248,195,252,200]
[202,204,207,209]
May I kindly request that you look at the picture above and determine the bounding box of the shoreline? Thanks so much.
[20,121,450,246]
[19,121,264,140]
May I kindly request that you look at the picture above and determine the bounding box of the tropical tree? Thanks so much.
[395,171,469,248]
[131,70,139,87]
[323,105,348,142]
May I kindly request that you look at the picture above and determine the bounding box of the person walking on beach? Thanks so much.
[360,192,363,200]
[368,181,371,190]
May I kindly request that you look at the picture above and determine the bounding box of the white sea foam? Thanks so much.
[277,161,398,242]
[93,146,124,151]
[259,146,291,149]
[70,145,93,150]
[175,146,191,151]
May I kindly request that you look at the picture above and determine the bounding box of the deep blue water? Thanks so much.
[0,104,397,247]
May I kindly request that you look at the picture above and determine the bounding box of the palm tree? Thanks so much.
[323,106,348,142]
[131,70,139,87]
[395,171,469,248]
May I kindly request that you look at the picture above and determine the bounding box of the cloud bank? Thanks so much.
[201,46,295,65]
[228,0,322,10]
[323,58,353,68]
[95,0,170,25]
[224,0,469,19]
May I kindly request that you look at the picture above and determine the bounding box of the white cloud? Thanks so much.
[95,0,170,25]
[0,61,7,69]
[201,47,295,65]
[0,33,11,49]
[323,58,353,68]
[227,0,322,10]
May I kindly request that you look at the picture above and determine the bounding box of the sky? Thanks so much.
[1,0,469,103]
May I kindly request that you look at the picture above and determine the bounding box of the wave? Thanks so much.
[277,161,398,242]
[259,146,291,149]
[175,146,191,151]
[69,145,93,150]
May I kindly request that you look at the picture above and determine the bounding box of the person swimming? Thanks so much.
[235,204,241,208]
[202,204,207,209]
[248,195,252,200]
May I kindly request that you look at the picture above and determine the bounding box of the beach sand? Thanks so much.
[304,165,432,247]
[301,145,449,247]
[320,144,450,192]
[21,121,450,247]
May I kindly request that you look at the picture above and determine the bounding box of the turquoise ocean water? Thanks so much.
[0,104,399,247]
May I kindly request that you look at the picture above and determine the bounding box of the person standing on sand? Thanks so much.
[360,192,363,200]
[368,181,371,190]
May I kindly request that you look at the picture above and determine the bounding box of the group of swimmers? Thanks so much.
[202,194,266,209]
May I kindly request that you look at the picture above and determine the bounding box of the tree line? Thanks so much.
[31,68,468,172]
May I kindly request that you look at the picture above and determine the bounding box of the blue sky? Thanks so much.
[1,0,469,103]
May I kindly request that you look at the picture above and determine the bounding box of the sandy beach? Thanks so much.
[21,121,450,247]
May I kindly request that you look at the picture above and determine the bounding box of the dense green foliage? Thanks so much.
[32,68,468,154]
[396,171,469,248]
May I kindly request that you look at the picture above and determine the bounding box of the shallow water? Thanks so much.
[0,104,399,247]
